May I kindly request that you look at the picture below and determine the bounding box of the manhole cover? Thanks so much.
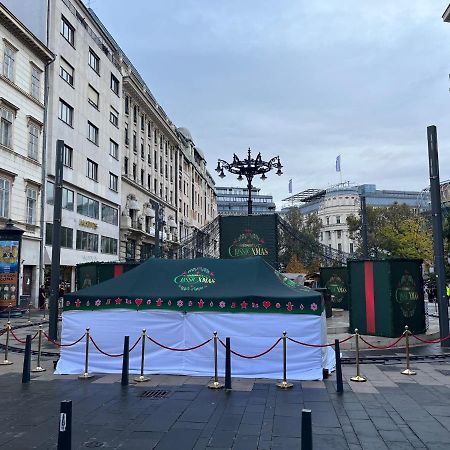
[139,389,169,399]
[84,441,104,448]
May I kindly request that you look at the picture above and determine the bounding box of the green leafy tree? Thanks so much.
[279,208,321,271]
[347,204,432,260]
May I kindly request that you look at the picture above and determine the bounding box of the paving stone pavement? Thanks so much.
[0,349,449,449]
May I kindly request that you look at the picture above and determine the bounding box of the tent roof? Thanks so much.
[66,257,320,302]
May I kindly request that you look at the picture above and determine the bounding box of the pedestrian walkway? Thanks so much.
[0,349,449,449]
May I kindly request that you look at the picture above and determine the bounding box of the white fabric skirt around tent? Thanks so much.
[55,309,336,380]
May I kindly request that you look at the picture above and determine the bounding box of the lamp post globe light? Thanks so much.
[216,148,282,215]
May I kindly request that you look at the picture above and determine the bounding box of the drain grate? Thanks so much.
[139,389,170,399]
[84,440,104,448]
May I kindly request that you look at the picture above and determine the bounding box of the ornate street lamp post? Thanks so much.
[216,148,282,215]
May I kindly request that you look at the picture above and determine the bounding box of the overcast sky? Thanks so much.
[91,0,450,207]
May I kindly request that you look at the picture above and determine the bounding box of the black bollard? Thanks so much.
[225,337,231,390]
[121,335,129,386]
[301,408,312,450]
[57,400,72,450]
[22,334,32,384]
[335,339,343,394]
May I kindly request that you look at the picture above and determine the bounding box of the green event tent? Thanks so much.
[64,257,322,316]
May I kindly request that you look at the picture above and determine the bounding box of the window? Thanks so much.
[338,243,342,252]
[140,115,144,131]
[26,187,37,224]
[0,177,10,218]
[87,121,98,145]
[30,65,41,99]
[110,74,119,95]
[76,230,98,252]
[87,159,98,181]
[88,85,99,109]
[109,172,118,191]
[46,182,73,210]
[62,144,73,168]
[28,124,39,160]
[110,107,119,127]
[101,236,117,255]
[140,139,144,159]
[0,108,13,147]
[147,122,151,137]
[326,231,331,239]
[140,169,144,185]
[147,174,151,189]
[124,124,129,145]
[133,105,137,123]
[59,58,74,86]
[147,146,151,165]
[58,99,73,126]
[77,193,99,219]
[154,131,157,144]
[124,157,128,175]
[109,139,118,159]
[101,204,118,225]
[336,215,341,224]
[326,216,330,225]
[3,44,15,81]
[45,224,73,248]
[124,96,129,115]
[133,132,137,152]
[132,163,136,181]
[88,48,100,74]
[337,230,342,239]
[61,16,75,46]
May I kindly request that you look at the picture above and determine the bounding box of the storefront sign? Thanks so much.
[79,219,97,229]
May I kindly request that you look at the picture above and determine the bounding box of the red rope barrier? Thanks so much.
[219,337,282,359]
[146,335,212,352]
[411,333,450,344]
[359,334,404,350]
[287,334,354,348]
[89,336,141,357]
[43,332,86,348]
[10,329,39,344]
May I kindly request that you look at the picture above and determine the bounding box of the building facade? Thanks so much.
[0,4,53,305]
[216,186,276,215]
[88,11,217,261]
[282,183,424,254]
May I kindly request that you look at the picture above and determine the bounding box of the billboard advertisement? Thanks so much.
[219,215,278,267]
[0,239,20,307]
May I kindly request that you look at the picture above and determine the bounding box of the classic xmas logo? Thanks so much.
[174,267,216,291]
[325,274,347,304]
[228,229,269,258]
[395,270,419,318]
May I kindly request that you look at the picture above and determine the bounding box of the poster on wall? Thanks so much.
[0,239,20,307]
[219,215,278,267]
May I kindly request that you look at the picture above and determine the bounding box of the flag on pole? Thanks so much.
[336,155,341,172]
[288,179,292,193]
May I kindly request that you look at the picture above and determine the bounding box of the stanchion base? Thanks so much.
[78,372,93,379]
[134,375,150,383]
[276,380,294,389]
[350,375,367,382]
[208,380,224,389]
[0,360,13,365]
[401,368,416,376]
[31,366,46,373]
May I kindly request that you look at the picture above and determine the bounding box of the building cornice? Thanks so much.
[0,4,54,63]
[0,74,45,109]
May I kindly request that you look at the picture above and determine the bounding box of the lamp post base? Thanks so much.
[350,375,367,382]
[276,380,293,389]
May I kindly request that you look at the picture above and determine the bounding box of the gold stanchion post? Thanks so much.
[277,331,293,389]
[7,303,11,322]
[28,303,32,324]
[208,331,224,389]
[350,329,366,382]
[78,328,93,379]
[32,325,46,372]
[1,322,13,365]
[135,329,149,382]
[401,325,416,376]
